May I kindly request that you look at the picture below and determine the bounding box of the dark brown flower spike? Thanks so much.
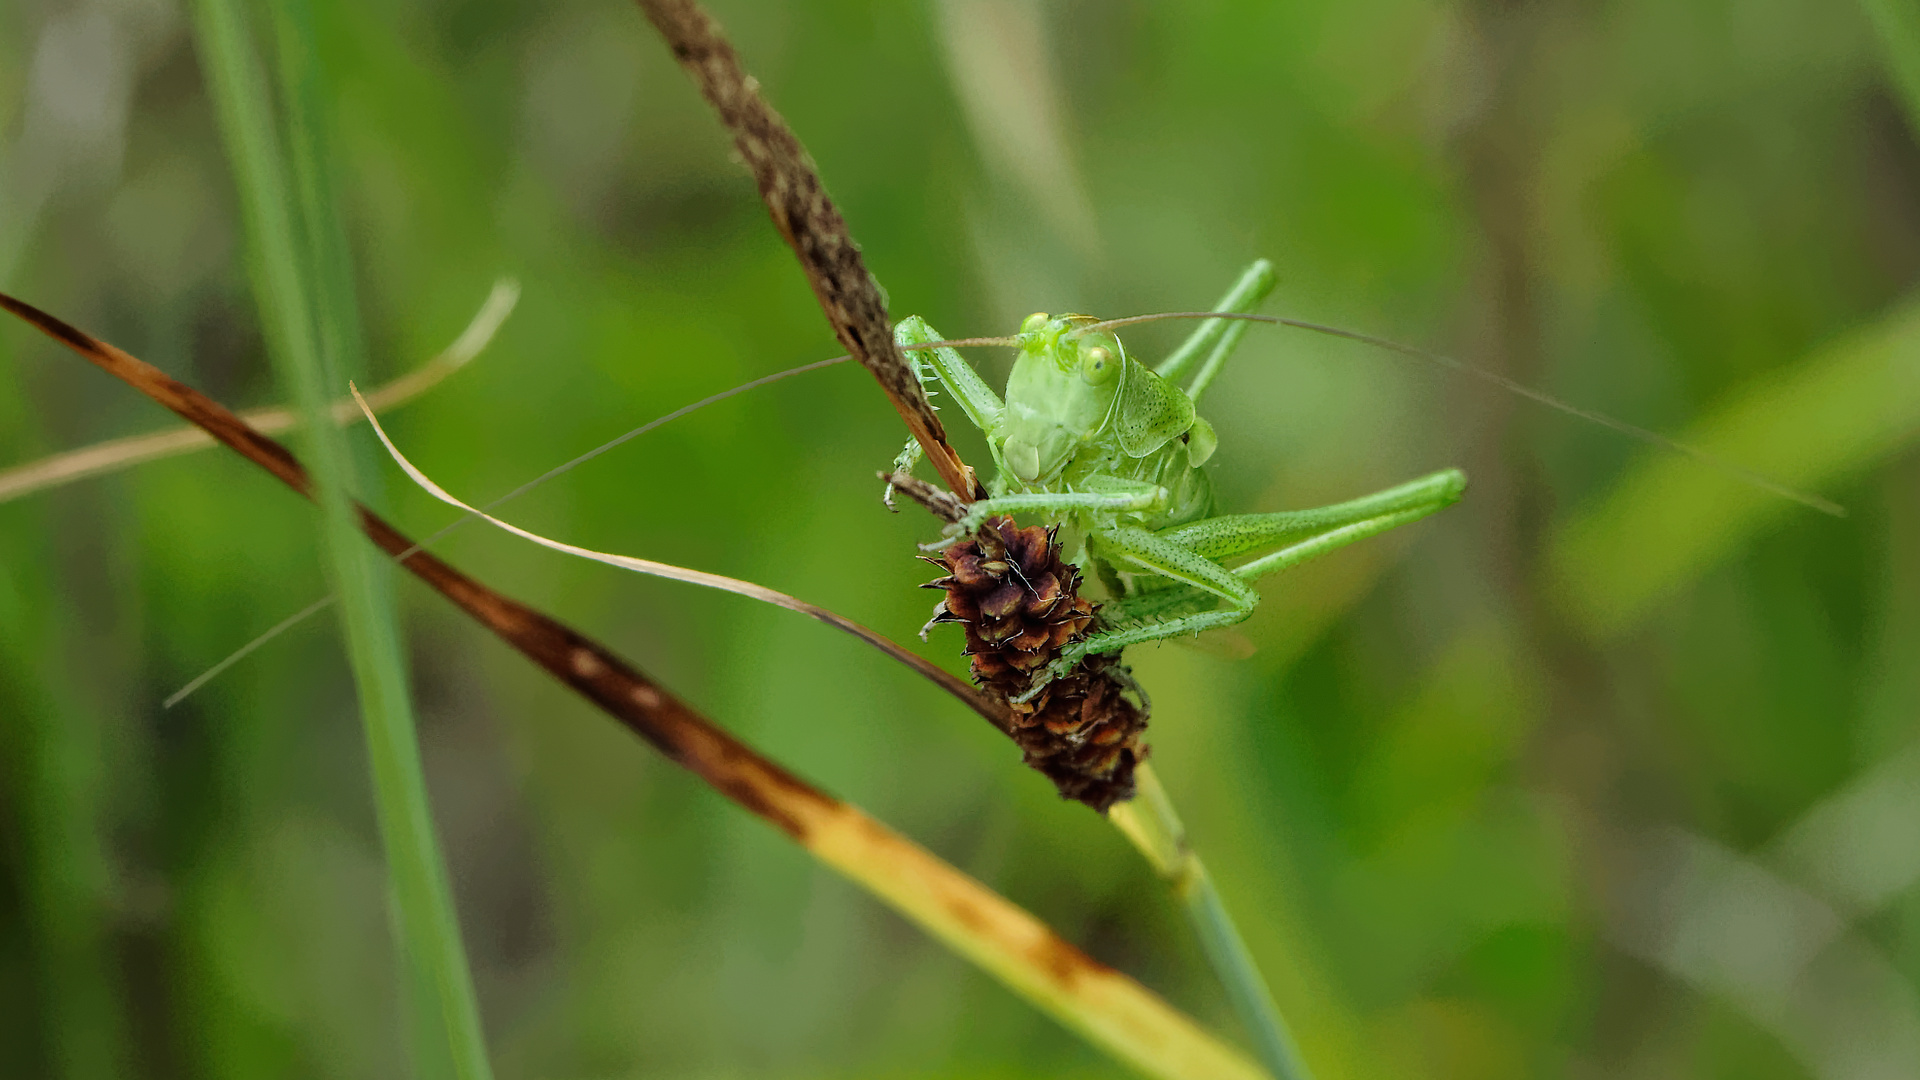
[924,517,1148,812]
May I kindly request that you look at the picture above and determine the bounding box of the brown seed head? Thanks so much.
[924,516,1147,810]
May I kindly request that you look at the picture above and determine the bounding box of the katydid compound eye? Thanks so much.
[1078,338,1121,385]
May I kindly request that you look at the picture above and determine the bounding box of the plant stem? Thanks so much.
[1109,763,1312,1080]
[187,2,494,1078]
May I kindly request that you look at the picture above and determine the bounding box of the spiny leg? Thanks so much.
[895,316,1004,435]
[1159,468,1467,563]
[1097,468,1466,629]
[882,435,926,511]
[884,316,1006,506]
[955,485,1167,533]
[1063,525,1259,661]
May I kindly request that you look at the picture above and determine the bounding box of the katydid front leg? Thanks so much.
[883,316,1007,506]
[896,315,1005,434]
[883,435,927,511]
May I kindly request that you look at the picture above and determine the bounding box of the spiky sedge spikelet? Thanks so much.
[923,516,1148,811]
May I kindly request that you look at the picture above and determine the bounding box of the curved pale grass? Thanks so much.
[0,278,518,504]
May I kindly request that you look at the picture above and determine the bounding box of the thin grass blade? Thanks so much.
[187,1,493,1076]
[1111,764,1312,1080]
[0,278,514,505]
[350,385,1002,728]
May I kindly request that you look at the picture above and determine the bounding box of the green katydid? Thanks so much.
[883,256,1840,692]
[887,259,1465,688]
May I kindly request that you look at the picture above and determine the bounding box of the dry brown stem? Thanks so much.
[632,0,982,500]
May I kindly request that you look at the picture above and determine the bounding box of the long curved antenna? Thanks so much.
[163,352,854,707]
[352,383,999,726]
[163,596,337,708]
[1082,311,1845,518]
[454,353,851,522]
[902,334,1021,350]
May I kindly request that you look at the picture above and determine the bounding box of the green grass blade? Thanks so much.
[186,3,494,1079]
[270,0,370,394]
[269,5,475,1078]
[1111,764,1312,1080]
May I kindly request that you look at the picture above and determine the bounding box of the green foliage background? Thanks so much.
[3,0,1918,1077]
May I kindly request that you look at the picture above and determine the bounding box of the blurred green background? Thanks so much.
[3,0,1919,1076]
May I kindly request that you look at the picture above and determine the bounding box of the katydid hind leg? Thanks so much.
[1154,258,1277,386]
[1065,525,1259,660]
[1183,319,1254,406]
[1232,502,1460,584]
[1155,468,1466,562]
[1065,470,1465,660]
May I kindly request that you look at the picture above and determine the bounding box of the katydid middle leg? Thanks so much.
[954,483,1168,533]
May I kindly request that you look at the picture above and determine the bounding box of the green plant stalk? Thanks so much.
[187,3,493,1079]
[268,7,461,1077]
[1109,763,1311,1080]
[270,0,369,392]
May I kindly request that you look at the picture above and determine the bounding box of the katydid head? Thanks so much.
[1000,313,1130,483]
